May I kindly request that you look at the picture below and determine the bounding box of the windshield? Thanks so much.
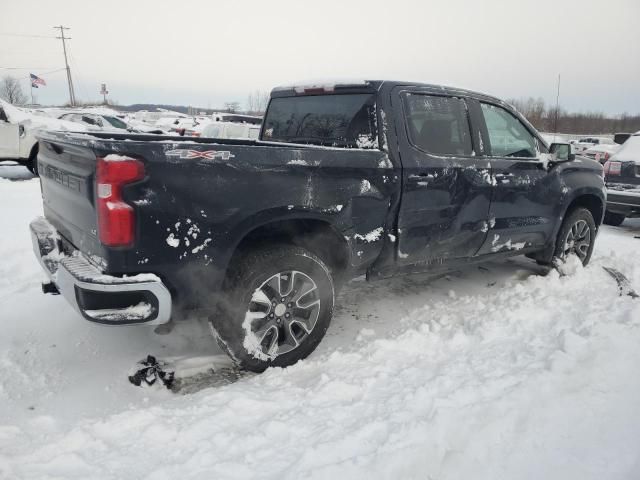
[262,94,378,148]
[103,116,128,129]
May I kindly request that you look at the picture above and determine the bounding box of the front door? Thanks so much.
[471,100,560,255]
[393,88,492,265]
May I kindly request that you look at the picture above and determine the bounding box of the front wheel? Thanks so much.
[210,245,335,372]
[553,207,596,266]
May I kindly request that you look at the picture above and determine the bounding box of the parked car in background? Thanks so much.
[581,143,620,164]
[614,133,632,145]
[197,121,261,139]
[134,109,187,125]
[572,136,613,154]
[31,80,604,373]
[211,113,262,124]
[60,112,167,135]
[602,131,640,225]
[0,99,86,175]
[59,112,127,132]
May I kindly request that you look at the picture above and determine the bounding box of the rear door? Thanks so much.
[471,100,560,254]
[393,87,492,264]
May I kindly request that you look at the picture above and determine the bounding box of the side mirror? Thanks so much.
[549,142,575,162]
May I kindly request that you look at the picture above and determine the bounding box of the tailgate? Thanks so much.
[37,134,102,259]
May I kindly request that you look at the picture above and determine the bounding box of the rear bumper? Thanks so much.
[30,216,172,326]
[606,189,640,217]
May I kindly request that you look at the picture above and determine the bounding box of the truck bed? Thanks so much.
[36,130,398,312]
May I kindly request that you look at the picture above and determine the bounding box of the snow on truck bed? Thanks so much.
[1,170,640,479]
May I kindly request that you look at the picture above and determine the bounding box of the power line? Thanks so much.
[0,32,57,39]
[0,66,59,70]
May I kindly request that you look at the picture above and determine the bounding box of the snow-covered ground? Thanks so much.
[1,164,640,479]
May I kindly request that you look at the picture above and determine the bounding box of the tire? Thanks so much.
[25,152,38,176]
[603,211,625,227]
[552,207,596,266]
[210,245,335,372]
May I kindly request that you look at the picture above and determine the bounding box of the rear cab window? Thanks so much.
[402,93,473,156]
[262,94,378,148]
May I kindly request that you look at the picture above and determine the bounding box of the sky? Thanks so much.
[1,0,639,114]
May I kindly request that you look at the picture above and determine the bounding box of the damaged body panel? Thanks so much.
[32,80,605,333]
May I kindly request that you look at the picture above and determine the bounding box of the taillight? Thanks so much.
[96,156,145,247]
[294,85,336,94]
[603,160,621,176]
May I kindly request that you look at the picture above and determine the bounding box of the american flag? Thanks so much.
[30,73,46,88]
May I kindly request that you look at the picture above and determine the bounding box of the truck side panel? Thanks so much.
[37,132,398,312]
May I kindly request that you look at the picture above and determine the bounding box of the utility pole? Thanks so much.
[553,73,561,138]
[54,25,76,106]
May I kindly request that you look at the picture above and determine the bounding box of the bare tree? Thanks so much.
[246,90,269,115]
[506,96,640,134]
[0,75,27,105]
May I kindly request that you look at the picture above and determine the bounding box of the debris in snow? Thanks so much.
[354,227,383,243]
[602,266,639,299]
[166,233,180,248]
[128,355,175,389]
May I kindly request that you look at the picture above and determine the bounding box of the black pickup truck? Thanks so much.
[31,80,605,372]
[602,131,640,226]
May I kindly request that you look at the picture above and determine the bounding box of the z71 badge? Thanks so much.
[166,149,235,160]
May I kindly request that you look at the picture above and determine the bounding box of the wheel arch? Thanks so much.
[225,216,352,282]
[564,191,605,228]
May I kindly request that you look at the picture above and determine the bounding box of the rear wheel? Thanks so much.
[210,245,335,372]
[603,211,625,227]
[553,207,596,266]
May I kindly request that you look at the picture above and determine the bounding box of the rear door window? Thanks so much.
[480,103,537,158]
[402,93,473,156]
[262,94,377,148]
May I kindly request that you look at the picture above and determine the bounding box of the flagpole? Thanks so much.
[30,77,34,105]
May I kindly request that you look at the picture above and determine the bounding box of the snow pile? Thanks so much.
[1,173,640,479]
